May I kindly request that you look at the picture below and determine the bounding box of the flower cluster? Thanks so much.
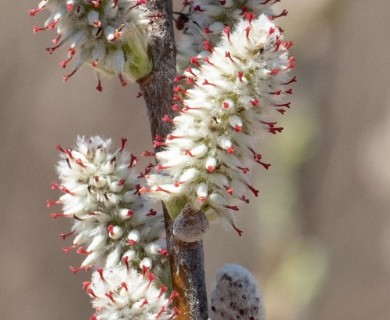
[145,15,295,233]
[29,0,152,90]
[210,264,265,320]
[49,136,167,274]
[176,0,282,70]
[86,262,179,320]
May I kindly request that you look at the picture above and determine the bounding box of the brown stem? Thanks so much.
[138,1,208,319]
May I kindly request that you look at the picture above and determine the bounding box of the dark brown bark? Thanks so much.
[138,1,208,319]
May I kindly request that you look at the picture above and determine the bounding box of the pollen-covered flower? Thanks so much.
[146,15,295,233]
[210,264,265,320]
[176,0,283,70]
[29,0,152,90]
[86,262,179,320]
[48,136,167,273]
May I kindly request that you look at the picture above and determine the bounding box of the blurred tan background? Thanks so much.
[1,0,390,319]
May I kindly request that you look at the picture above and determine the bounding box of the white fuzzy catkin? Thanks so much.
[176,0,280,70]
[49,136,167,273]
[29,0,151,90]
[146,15,295,234]
[86,263,179,320]
[210,264,265,320]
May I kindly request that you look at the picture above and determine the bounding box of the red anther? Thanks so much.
[202,79,217,86]
[128,154,137,168]
[142,265,150,275]
[60,56,73,69]
[186,77,197,86]
[89,315,98,320]
[47,199,61,207]
[277,26,284,33]
[190,56,201,67]
[284,41,294,49]
[251,99,259,107]
[169,291,180,302]
[269,127,283,134]
[237,166,249,174]
[122,256,129,270]
[234,125,242,132]
[69,266,86,274]
[203,56,214,65]
[287,56,296,69]
[51,181,60,190]
[243,11,255,23]
[238,71,244,82]
[223,26,231,40]
[156,306,166,319]
[198,196,206,204]
[52,34,62,45]
[63,245,76,254]
[270,68,280,75]
[119,137,127,151]
[75,158,86,168]
[128,239,137,246]
[225,205,239,211]
[232,225,243,236]
[167,134,182,140]
[193,5,204,11]
[86,289,97,300]
[140,299,148,307]
[118,74,127,87]
[173,86,187,94]
[271,9,288,19]
[239,195,250,203]
[270,90,281,95]
[97,268,105,281]
[107,224,114,235]
[156,164,169,172]
[184,66,197,77]
[174,75,186,82]
[184,149,194,157]
[160,248,168,256]
[207,166,215,173]
[173,94,183,102]
[28,8,43,16]
[223,102,230,109]
[260,0,272,4]
[147,209,157,216]
[110,157,117,164]
[46,42,63,54]
[96,79,103,92]
[136,91,142,98]
[245,26,251,38]
[51,213,66,219]
[283,76,297,85]
[91,0,101,8]
[274,102,291,108]
[203,26,211,34]
[182,105,200,112]
[225,51,234,63]
[246,184,259,197]
[63,67,79,81]
[147,272,156,285]
[121,282,128,291]
[142,150,156,157]
[220,0,226,5]
[224,186,234,195]
[82,281,91,291]
[105,291,115,303]
[203,40,213,52]
[158,284,168,298]
[60,231,74,240]
[76,247,91,255]
[226,147,235,154]
[172,104,181,111]
[274,36,282,51]
[162,114,174,123]
[285,88,293,94]
[269,27,275,35]
[67,3,74,11]
[169,308,181,320]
